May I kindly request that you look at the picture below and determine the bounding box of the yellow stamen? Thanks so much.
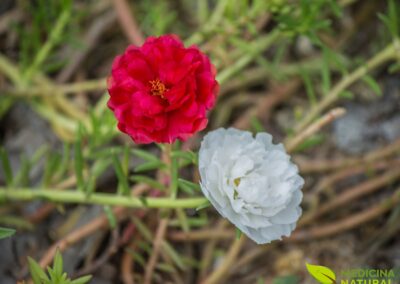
[149,79,167,98]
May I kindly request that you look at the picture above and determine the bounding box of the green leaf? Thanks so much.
[130,175,165,191]
[13,154,31,187]
[301,69,316,106]
[388,62,400,73]
[171,150,198,165]
[235,228,242,240]
[321,48,331,94]
[0,227,16,239]
[0,147,13,186]
[42,153,61,187]
[195,201,211,211]
[131,149,159,162]
[306,263,336,284]
[178,179,200,192]
[250,116,265,132]
[103,205,117,229]
[134,161,166,173]
[28,257,50,284]
[53,250,63,277]
[112,154,130,195]
[74,139,85,192]
[71,275,92,284]
[362,75,382,96]
[86,159,112,194]
[295,134,325,152]
[273,275,299,284]
[0,96,14,119]
[339,90,354,99]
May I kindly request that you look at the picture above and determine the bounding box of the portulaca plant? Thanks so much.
[199,128,304,244]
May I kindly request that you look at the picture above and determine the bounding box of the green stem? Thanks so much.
[170,145,179,199]
[0,188,207,209]
[294,42,399,134]
[23,8,71,84]
[163,144,179,199]
[0,54,23,85]
[216,30,281,84]
[5,78,107,97]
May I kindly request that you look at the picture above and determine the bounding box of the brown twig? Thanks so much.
[201,236,247,284]
[112,0,144,45]
[295,138,400,173]
[300,168,400,226]
[169,228,234,242]
[121,248,135,284]
[198,220,228,282]
[313,160,400,195]
[74,228,120,277]
[143,217,169,284]
[36,183,148,270]
[285,107,346,152]
[233,80,301,130]
[169,185,400,244]
[291,189,400,241]
[57,10,117,83]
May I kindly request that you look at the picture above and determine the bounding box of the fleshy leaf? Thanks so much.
[0,227,16,239]
[306,263,336,284]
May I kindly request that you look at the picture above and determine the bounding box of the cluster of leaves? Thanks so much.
[27,250,91,284]
[14,0,78,73]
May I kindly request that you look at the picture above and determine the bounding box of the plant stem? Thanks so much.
[23,8,71,84]
[0,189,207,209]
[216,30,281,84]
[169,145,179,199]
[5,78,107,97]
[285,107,346,152]
[294,42,399,134]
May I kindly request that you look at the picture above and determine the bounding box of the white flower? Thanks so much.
[199,128,304,244]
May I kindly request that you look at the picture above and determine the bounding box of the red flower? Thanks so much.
[107,34,218,144]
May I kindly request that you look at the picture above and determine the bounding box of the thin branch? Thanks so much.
[143,218,169,284]
[201,236,247,284]
[291,189,400,241]
[112,0,144,45]
[300,168,400,226]
[294,42,398,134]
[285,107,346,152]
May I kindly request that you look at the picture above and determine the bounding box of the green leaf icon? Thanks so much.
[306,263,336,284]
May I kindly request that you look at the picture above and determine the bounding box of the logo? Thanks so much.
[306,263,336,284]
[306,263,400,284]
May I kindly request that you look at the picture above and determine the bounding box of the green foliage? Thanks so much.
[130,175,166,191]
[137,0,179,36]
[178,178,200,196]
[273,0,340,37]
[378,0,400,39]
[0,227,16,239]
[235,227,242,239]
[28,250,92,284]
[295,134,325,152]
[74,135,85,192]
[301,68,317,106]
[0,147,13,186]
[15,0,77,73]
[272,275,299,284]
[362,75,382,97]
[112,152,130,195]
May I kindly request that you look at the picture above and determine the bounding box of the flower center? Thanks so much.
[149,79,167,98]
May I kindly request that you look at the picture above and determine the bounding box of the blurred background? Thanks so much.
[0,0,400,283]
